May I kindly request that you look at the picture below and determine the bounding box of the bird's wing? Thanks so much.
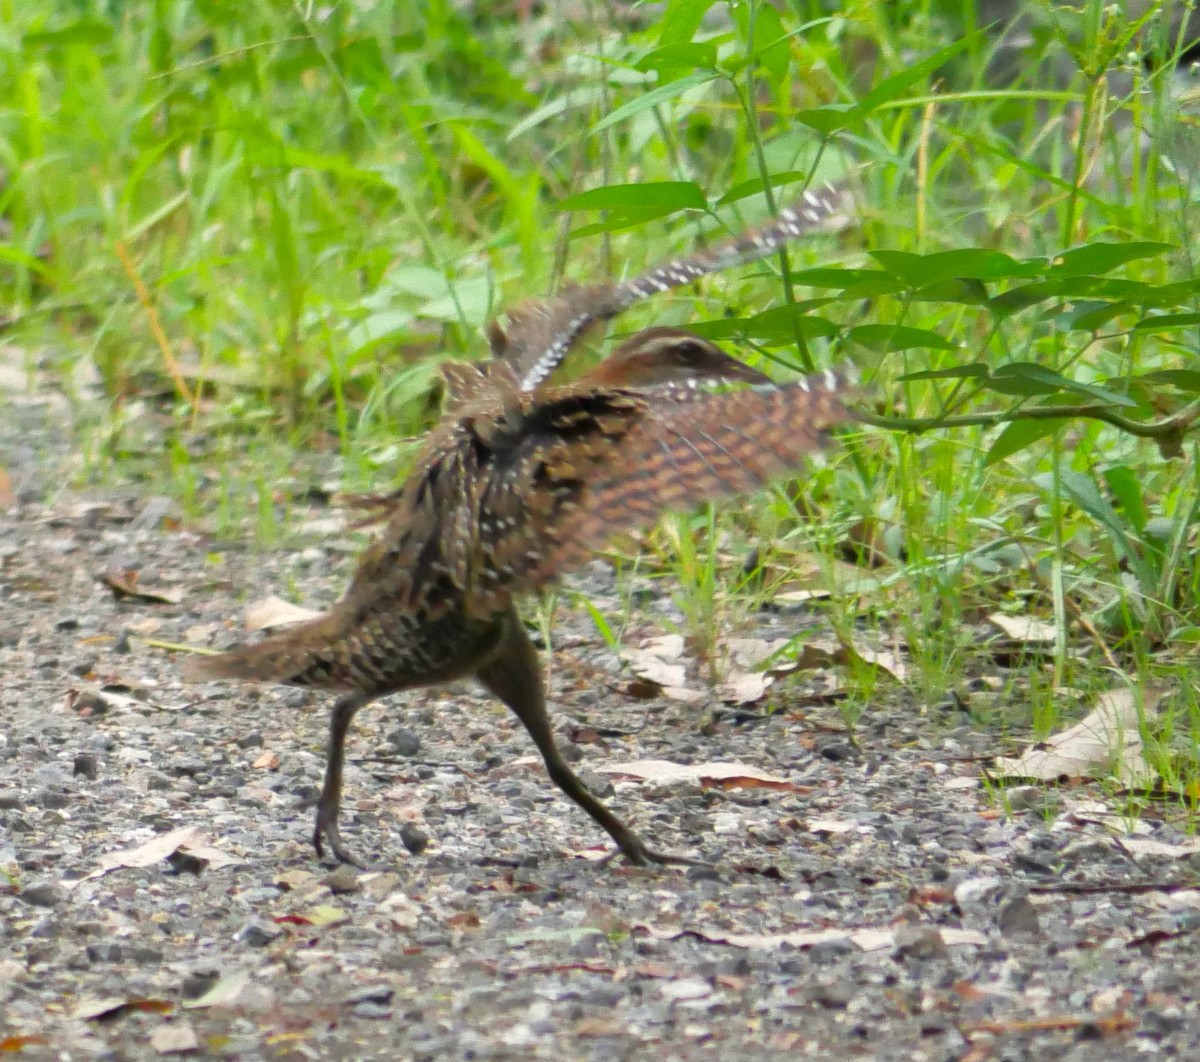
[460,367,855,612]
[524,368,857,587]
[497,184,851,393]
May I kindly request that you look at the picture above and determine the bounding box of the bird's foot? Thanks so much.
[312,806,365,869]
[604,835,710,870]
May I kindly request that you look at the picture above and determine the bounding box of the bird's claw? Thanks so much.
[313,809,365,868]
[605,838,711,870]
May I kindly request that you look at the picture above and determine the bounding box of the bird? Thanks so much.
[183,185,857,868]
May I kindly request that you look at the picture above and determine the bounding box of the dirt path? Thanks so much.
[2,390,1197,1060]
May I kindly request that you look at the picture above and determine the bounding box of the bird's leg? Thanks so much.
[313,691,372,867]
[476,612,707,868]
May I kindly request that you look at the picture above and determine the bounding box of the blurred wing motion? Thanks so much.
[495,183,851,393]
[462,366,858,613]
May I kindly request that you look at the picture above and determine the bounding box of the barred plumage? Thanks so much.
[184,188,857,869]
[480,182,850,394]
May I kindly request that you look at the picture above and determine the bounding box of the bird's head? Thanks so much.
[586,327,771,389]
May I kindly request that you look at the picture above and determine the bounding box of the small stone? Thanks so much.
[324,866,361,895]
[72,690,108,717]
[235,921,281,947]
[400,823,429,855]
[73,753,98,779]
[686,864,721,883]
[997,895,1040,936]
[578,769,614,798]
[236,733,265,750]
[805,937,855,962]
[37,789,70,810]
[892,925,948,960]
[86,943,123,963]
[387,728,422,757]
[150,1022,200,1055]
[811,980,855,1009]
[817,740,855,762]
[19,884,60,908]
[179,971,220,1000]
[1013,851,1059,875]
[345,985,394,1006]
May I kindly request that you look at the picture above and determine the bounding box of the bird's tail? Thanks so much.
[181,614,344,687]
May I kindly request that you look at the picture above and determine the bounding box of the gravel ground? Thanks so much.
[3,388,1200,1061]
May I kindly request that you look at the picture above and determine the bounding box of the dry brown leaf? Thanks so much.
[0,466,13,507]
[621,651,685,689]
[72,997,174,1022]
[839,636,908,682]
[0,1037,48,1052]
[243,595,323,633]
[1118,836,1200,860]
[622,635,689,690]
[598,760,792,789]
[987,612,1058,644]
[718,670,772,705]
[766,637,847,677]
[67,826,241,887]
[98,569,183,605]
[252,751,281,770]
[722,638,787,669]
[992,686,1168,787]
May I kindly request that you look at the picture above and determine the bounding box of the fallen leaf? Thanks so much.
[174,841,242,872]
[807,818,861,835]
[0,1036,48,1052]
[840,636,908,682]
[0,466,13,507]
[66,827,241,886]
[661,686,706,705]
[773,588,830,604]
[72,997,173,1021]
[943,777,980,791]
[722,638,787,669]
[252,751,281,770]
[767,637,848,677]
[305,904,350,927]
[243,595,322,632]
[182,970,252,1010]
[622,649,686,689]
[65,685,150,716]
[598,760,792,788]
[718,670,772,704]
[992,686,1168,787]
[97,570,183,605]
[1118,836,1200,860]
[987,612,1058,644]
